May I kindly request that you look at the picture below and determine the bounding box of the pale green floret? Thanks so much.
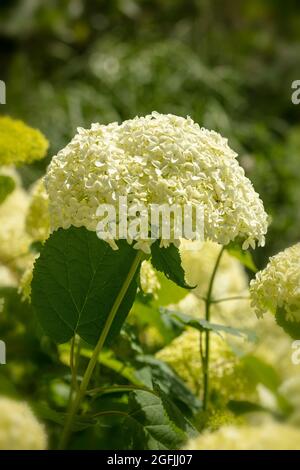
[26,178,50,242]
[0,397,47,450]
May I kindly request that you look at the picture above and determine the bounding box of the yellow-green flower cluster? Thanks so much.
[0,116,48,166]
[0,397,47,450]
[156,329,251,402]
[0,180,32,269]
[250,243,300,321]
[26,178,50,242]
[45,112,268,253]
[19,256,37,301]
[185,422,300,450]
[180,240,249,301]
[140,260,161,298]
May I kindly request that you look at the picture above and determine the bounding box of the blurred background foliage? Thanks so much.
[0,0,300,263]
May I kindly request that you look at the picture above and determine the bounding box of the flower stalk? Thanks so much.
[202,246,225,411]
[59,250,143,449]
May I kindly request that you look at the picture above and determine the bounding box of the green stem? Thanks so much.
[210,295,250,304]
[202,246,225,411]
[59,250,143,449]
[73,337,81,392]
[87,384,151,396]
[67,336,76,410]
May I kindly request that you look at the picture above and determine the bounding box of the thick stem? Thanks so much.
[202,246,225,411]
[59,250,143,449]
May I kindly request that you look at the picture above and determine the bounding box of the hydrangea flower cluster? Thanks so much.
[156,329,251,402]
[0,174,32,269]
[0,116,48,166]
[250,243,300,321]
[45,112,268,253]
[26,178,50,242]
[140,260,161,298]
[0,397,47,450]
[180,240,249,301]
[184,422,300,450]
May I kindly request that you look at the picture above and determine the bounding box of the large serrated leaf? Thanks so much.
[150,241,194,289]
[136,355,202,413]
[125,388,197,449]
[31,227,140,345]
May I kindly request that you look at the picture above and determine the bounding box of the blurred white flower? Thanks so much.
[0,397,47,450]
[184,421,300,450]
[0,177,32,271]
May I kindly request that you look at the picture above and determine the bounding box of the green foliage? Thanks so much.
[160,308,256,342]
[226,242,257,273]
[123,387,197,449]
[151,241,193,289]
[135,355,201,414]
[33,402,97,432]
[31,227,141,345]
[275,308,300,340]
[0,175,15,204]
[241,356,281,393]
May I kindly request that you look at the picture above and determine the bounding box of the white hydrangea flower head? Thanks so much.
[250,243,300,321]
[140,260,161,298]
[184,422,300,450]
[45,112,268,253]
[0,397,47,450]
[26,178,50,242]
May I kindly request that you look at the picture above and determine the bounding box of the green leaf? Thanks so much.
[124,388,197,449]
[150,241,194,289]
[132,272,187,344]
[160,308,257,342]
[32,402,96,432]
[241,355,281,392]
[0,174,15,204]
[31,227,141,345]
[226,241,257,272]
[227,400,269,415]
[136,355,202,414]
[80,347,144,385]
[275,307,300,339]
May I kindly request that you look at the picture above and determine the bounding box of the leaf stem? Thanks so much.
[202,246,225,411]
[59,250,143,449]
